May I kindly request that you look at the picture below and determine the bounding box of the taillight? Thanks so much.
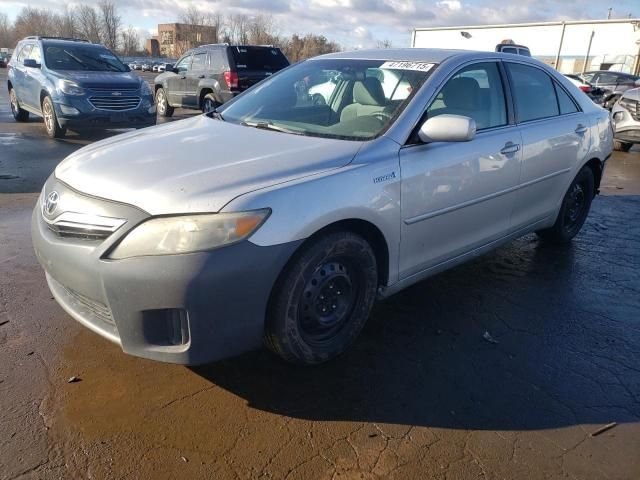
[224,71,239,90]
[579,85,591,93]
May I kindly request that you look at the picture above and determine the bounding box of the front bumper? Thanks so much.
[32,177,300,365]
[611,102,640,144]
[53,92,156,130]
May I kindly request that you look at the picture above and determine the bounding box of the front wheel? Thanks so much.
[41,96,66,139]
[265,232,378,365]
[9,88,29,122]
[614,140,633,152]
[156,88,174,117]
[536,166,595,243]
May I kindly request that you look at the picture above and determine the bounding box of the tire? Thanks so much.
[9,88,29,122]
[614,140,633,152]
[41,96,66,139]
[536,166,595,244]
[202,93,219,113]
[265,231,378,365]
[155,88,174,117]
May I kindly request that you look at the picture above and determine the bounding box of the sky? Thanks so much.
[0,0,638,49]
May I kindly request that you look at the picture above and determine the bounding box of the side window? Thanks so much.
[17,44,33,63]
[554,83,578,115]
[427,62,507,131]
[191,52,207,71]
[209,50,226,72]
[174,55,192,73]
[597,72,618,84]
[501,47,518,54]
[506,63,559,122]
[30,45,42,64]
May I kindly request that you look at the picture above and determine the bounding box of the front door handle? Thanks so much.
[197,74,205,79]
[500,142,520,155]
[575,124,588,134]
[180,75,186,80]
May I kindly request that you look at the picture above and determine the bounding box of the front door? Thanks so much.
[399,61,522,279]
[166,54,191,106]
[183,51,208,108]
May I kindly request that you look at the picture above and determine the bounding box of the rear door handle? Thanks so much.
[197,75,205,79]
[180,75,186,79]
[575,124,588,134]
[500,142,520,155]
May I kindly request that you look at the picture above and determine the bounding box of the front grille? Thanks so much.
[620,98,640,121]
[89,95,141,111]
[43,210,126,241]
[89,86,139,94]
[62,285,115,326]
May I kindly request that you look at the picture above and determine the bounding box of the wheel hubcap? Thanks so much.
[157,92,165,114]
[43,102,53,132]
[204,99,215,112]
[298,261,357,343]
[564,183,585,225]
[10,91,18,114]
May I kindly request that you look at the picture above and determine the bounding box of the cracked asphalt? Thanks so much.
[1,68,640,479]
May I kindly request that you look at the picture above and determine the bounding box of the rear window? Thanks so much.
[230,47,289,71]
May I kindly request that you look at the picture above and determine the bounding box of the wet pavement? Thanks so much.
[1,68,640,479]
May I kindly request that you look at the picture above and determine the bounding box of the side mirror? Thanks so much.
[165,64,173,71]
[23,58,40,69]
[418,114,476,143]
[172,67,180,74]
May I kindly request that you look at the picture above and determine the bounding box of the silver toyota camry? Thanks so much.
[32,49,614,365]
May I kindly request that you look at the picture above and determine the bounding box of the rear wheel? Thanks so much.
[202,93,219,113]
[536,166,595,243]
[614,140,633,152]
[41,96,66,139]
[265,232,378,365]
[9,88,29,122]
[156,88,174,117]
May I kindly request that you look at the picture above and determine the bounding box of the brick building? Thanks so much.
[146,23,217,58]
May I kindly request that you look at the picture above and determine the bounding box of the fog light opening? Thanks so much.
[168,309,189,346]
[59,104,80,116]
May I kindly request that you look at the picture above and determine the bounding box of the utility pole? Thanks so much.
[607,8,612,19]
[582,30,595,74]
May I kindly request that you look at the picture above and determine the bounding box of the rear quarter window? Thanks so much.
[231,47,289,71]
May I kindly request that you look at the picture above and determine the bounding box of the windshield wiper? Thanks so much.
[205,109,225,121]
[240,121,303,135]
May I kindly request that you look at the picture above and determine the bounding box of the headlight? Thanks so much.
[140,81,152,95]
[57,79,85,96]
[108,210,270,259]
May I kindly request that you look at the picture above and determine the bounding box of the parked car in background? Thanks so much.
[611,87,640,152]
[0,56,7,68]
[33,48,612,366]
[154,44,289,116]
[495,42,531,56]
[7,36,156,138]
[564,74,606,105]
[580,70,640,109]
[152,63,161,72]
[157,62,172,73]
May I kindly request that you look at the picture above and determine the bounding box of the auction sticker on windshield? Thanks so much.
[380,61,434,72]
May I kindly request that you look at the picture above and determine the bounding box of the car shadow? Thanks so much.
[190,215,640,431]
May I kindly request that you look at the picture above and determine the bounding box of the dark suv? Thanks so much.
[154,44,289,116]
[580,70,640,109]
[7,36,156,138]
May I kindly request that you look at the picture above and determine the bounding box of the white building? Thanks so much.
[412,19,640,74]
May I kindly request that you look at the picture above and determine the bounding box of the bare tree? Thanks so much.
[55,7,77,38]
[283,34,341,62]
[99,0,121,51]
[376,38,393,49]
[77,5,102,43]
[225,14,250,44]
[120,25,140,55]
[13,7,58,39]
[0,12,16,47]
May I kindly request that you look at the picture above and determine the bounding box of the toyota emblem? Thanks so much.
[45,191,59,215]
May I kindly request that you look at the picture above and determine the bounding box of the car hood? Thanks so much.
[622,87,640,101]
[48,70,142,89]
[55,116,363,215]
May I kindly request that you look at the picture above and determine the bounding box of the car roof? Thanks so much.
[313,48,538,64]
[40,39,104,48]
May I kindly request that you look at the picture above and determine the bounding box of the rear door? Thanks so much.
[399,61,522,278]
[228,46,289,92]
[183,51,208,108]
[505,61,590,229]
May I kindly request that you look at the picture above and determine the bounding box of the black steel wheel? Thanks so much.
[265,231,378,365]
[536,165,595,243]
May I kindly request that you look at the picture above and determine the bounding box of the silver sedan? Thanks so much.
[32,49,613,365]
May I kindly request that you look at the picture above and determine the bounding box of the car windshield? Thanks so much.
[220,58,435,140]
[43,45,128,72]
